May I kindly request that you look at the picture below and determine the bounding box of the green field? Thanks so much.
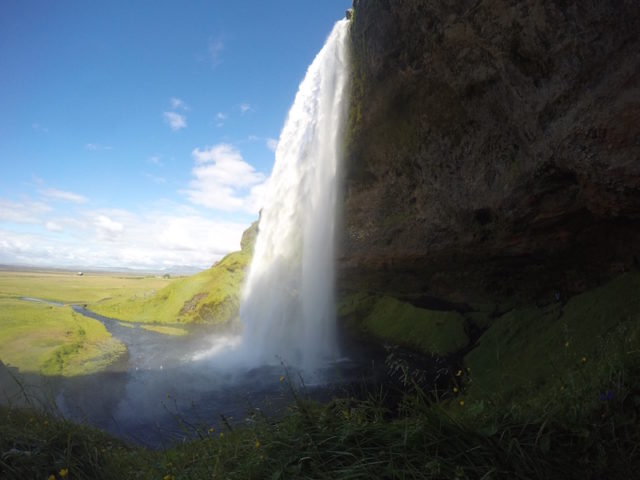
[0,269,174,305]
[0,226,255,375]
[0,298,125,376]
[0,269,174,376]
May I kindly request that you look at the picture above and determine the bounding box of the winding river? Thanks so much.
[2,300,381,447]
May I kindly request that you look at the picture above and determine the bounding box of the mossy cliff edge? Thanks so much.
[339,0,640,368]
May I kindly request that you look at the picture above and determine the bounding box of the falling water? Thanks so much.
[240,19,350,371]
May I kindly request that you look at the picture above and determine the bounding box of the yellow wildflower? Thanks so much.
[255,440,260,448]
[48,475,55,480]
[459,400,465,407]
[208,426,215,433]
[565,341,569,348]
[279,375,285,382]
[219,432,224,438]
[453,387,458,393]
[59,468,68,477]
[581,356,587,364]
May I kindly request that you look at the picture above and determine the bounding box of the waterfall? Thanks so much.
[239,19,350,371]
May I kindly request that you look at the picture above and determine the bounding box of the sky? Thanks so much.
[0,1,351,272]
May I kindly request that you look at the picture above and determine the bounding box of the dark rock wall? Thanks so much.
[340,0,640,305]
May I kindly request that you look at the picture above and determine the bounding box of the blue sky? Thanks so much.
[0,1,351,271]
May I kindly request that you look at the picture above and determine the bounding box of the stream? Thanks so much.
[1,300,383,448]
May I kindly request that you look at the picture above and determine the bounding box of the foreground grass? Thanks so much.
[2,370,640,480]
[0,299,125,376]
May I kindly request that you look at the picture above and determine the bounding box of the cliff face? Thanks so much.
[340,0,640,305]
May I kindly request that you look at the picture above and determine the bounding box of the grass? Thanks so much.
[2,271,640,478]
[0,299,125,376]
[3,367,640,479]
[0,269,173,305]
[140,325,188,336]
[92,250,252,325]
[0,228,254,376]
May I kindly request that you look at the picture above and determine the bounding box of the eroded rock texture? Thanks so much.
[340,0,640,305]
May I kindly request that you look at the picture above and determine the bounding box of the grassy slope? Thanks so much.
[0,299,125,376]
[91,221,257,325]
[91,250,251,325]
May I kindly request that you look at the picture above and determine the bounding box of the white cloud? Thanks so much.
[32,123,49,133]
[45,221,63,232]
[266,137,278,152]
[94,214,124,241]
[170,97,189,110]
[0,199,52,223]
[85,143,113,151]
[208,37,224,67]
[239,103,252,114]
[148,155,163,166]
[184,144,266,213]
[163,111,187,131]
[244,180,269,214]
[40,188,87,204]
[215,112,227,127]
[0,207,250,271]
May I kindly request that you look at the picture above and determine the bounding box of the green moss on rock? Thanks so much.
[340,293,469,355]
[464,272,640,410]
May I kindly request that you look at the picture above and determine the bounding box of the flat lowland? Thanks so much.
[0,269,174,305]
[0,269,175,376]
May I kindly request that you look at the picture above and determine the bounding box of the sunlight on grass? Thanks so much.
[0,269,174,305]
[92,250,251,325]
[0,298,125,376]
[140,325,188,336]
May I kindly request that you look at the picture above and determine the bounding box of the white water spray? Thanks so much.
[239,19,350,371]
